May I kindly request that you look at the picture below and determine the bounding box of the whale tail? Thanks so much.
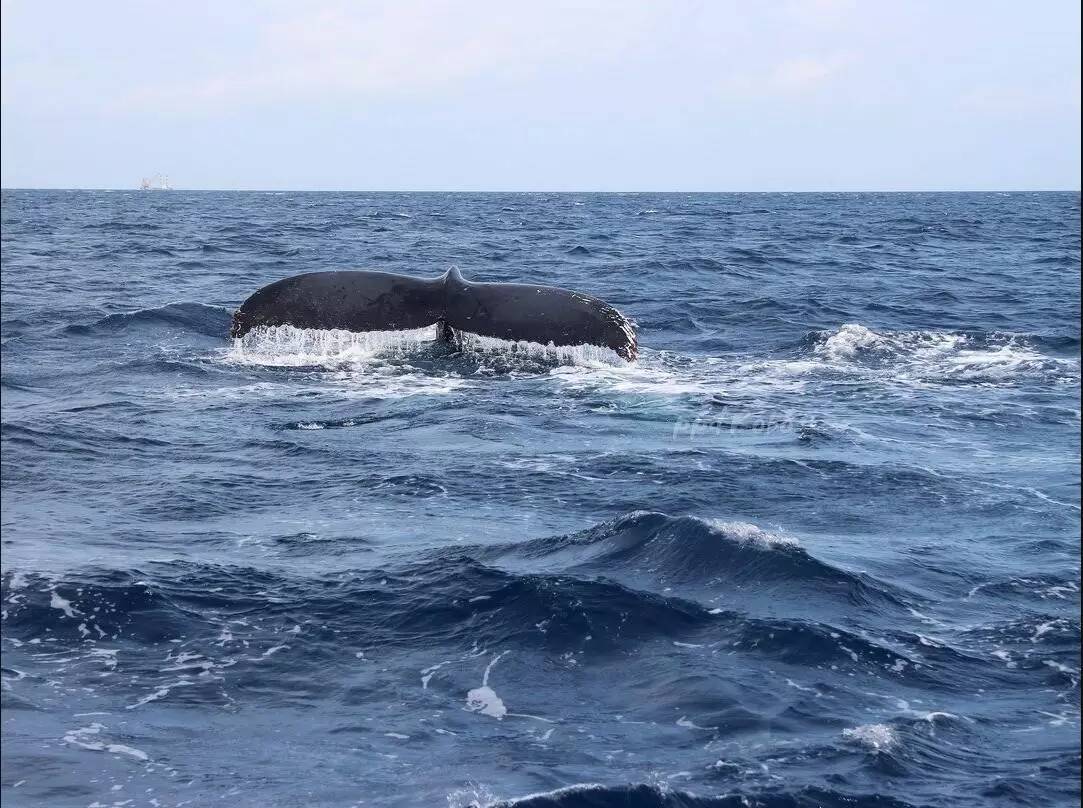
[231,268,637,360]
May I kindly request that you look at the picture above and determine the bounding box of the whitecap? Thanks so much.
[707,520,798,548]
[808,323,1075,385]
[842,723,898,751]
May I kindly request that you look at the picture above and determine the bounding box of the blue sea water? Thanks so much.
[0,190,1079,808]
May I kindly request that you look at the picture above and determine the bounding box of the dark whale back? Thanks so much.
[229,270,445,336]
[232,268,637,360]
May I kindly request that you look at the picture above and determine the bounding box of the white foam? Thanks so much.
[126,678,194,710]
[480,783,608,807]
[920,711,958,723]
[211,320,1066,410]
[1044,660,1080,675]
[465,651,509,720]
[227,324,439,367]
[88,648,119,671]
[446,784,500,808]
[707,520,798,548]
[49,590,80,618]
[785,678,820,694]
[809,323,1075,385]
[1037,710,1074,727]
[465,686,507,720]
[842,723,898,751]
[544,323,1069,405]
[817,323,890,359]
[816,324,966,363]
[550,356,710,396]
[421,660,450,689]
[676,715,716,731]
[1031,619,1065,642]
[63,724,150,761]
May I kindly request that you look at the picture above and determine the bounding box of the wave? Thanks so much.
[966,574,1081,605]
[80,221,164,232]
[0,562,714,656]
[198,242,242,254]
[475,512,913,612]
[1,552,915,673]
[64,302,232,338]
[6,548,1037,698]
[473,783,924,808]
[961,614,1081,650]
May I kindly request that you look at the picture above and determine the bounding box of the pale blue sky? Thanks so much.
[2,0,1079,190]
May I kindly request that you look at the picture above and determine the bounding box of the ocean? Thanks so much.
[1,190,1079,807]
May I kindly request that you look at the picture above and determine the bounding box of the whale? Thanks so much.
[231,267,637,360]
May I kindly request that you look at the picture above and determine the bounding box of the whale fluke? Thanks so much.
[231,268,637,360]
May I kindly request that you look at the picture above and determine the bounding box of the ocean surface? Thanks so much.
[1,190,1079,808]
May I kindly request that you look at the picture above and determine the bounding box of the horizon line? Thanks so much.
[2,186,1081,194]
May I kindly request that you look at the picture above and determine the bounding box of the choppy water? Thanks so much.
[1,190,1080,808]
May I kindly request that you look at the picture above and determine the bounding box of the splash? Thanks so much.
[816,323,965,362]
[456,332,626,366]
[808,323,1074,384]
[842,723,898,751]
[226,324,628,369]
[227,324,439,367]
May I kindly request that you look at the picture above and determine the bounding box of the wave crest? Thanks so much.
[480,512,910,611]
[65,302,231,337]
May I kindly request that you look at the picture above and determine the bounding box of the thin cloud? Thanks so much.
[112,1,668,114]
[771,54,854,91]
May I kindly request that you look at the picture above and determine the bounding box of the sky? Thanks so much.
[1,0,1080,191]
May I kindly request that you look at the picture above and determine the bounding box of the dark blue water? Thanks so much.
[1,190,1079,808]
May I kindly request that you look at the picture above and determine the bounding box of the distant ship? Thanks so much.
[139,174,172,190]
